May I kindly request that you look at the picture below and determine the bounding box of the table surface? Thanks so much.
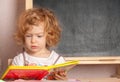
[5,78,120,82]
[77,78,120,82]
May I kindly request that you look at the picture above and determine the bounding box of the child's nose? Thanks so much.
[31,36,36,43]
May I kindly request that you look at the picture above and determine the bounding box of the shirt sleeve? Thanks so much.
[55,56,66,64]
[12,54,24,66]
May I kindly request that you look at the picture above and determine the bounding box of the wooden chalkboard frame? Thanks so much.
[25,0,120,65]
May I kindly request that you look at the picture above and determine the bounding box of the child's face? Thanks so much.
[24,23,47,54]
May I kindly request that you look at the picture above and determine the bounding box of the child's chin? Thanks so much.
[30,50,39,53]
[31,49,38,51]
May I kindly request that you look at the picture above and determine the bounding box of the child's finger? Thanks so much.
[54,73,67,80]
[54,70,67,80]
[58,70,67,76]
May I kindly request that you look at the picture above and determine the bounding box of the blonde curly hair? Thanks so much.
[14,7,61,48]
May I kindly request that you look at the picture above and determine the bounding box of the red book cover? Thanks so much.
[1,60,79,80]
[1,66,49,80]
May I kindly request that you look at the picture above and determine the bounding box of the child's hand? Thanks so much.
[46,64,76,80]
[47,68,67,80]
[54,69,67,80]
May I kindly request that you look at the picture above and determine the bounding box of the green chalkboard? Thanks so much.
[33,0,120,57]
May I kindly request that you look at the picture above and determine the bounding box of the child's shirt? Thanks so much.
[12,50,65,66]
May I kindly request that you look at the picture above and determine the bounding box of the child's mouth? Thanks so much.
[31,46,38,49]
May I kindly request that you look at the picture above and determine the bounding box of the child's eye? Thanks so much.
[37,35,42,38]
[25,35,32,37]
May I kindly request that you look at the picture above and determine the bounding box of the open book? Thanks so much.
[1,60,79,80]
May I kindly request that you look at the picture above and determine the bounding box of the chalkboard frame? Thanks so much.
[25,0,120,64]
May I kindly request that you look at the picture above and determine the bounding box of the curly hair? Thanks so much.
[14,7,61,48]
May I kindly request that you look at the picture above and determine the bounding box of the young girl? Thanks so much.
[12,7,67,80]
